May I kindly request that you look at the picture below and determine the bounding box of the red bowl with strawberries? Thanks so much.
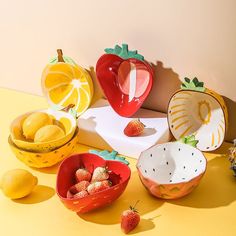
[56,153,131,213]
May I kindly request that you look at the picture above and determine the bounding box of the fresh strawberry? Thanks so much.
[66,190,74,199]
[74,190,89,199]
[87,180,111,195]
[69,180,90,194]
[124,119,145,137]
[75,168,91,182]
[121,201,140,234]
[91,166,109,182]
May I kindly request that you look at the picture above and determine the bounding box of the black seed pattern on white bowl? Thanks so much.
[137,142,207,184]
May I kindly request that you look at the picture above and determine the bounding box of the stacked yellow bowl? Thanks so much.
[9,108,78,168]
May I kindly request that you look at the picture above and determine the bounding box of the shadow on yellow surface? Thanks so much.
[128,218,156,235]
[209,142,232,155]
[13,185,55,204]
[32,162,61,174]
[78,171,164,224]
[169,154,236,208]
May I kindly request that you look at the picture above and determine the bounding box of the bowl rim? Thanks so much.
[56,152,131,201]
[10,108,77,146]
[167,89,227,151]
[96,53,154,117]
[8,128,79,154]
[137,141,207,185]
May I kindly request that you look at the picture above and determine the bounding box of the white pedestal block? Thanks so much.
[77,99,172,159]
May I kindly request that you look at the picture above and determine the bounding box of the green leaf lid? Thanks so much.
[181,77,206,92]
[179,135,199,148]
[49,49,77,66]
[105,43,144,61]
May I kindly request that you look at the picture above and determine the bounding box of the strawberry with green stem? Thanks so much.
[124,119,145,137]
[91,166,110,182]
[121,201,140,234]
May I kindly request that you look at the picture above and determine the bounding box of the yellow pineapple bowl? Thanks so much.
[168,77,228,151]
[8,128,79,168]
[9,49,93,168]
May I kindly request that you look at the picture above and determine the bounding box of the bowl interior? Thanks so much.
[137,142,206,184]
[10,108,76,145]
[57,153,131,199]
[168,90,226,151]
[8,127,79,154]
[96,54,153,117]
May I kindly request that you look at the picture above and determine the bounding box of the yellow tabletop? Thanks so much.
[0,88,235,236]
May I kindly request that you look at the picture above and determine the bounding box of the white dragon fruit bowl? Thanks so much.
[137,141,207,199]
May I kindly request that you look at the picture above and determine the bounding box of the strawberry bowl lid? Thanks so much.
[96,44,154,117]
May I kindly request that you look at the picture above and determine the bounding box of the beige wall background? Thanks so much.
[0,0,235,140]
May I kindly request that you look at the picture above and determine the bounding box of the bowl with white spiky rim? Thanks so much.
[136,138,207,199]
[167,77,228,151]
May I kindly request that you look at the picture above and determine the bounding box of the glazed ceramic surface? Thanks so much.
[137,142,207,199]
[41,61,93,116]
[168,89,227,151]
[57,153,131,213]
[8,128,79,168]
[10,108,76,152]
[96,44,153,117]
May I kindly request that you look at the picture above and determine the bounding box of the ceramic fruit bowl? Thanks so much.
[8,128,79,168]
[42,49,93,117]
[137,141,207,199]
[56,153,131,213]
[96,44,153,117]
[168,77,228,151]
[10,108,76,152]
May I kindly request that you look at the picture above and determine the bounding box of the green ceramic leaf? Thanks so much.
[179,135,199,147]
[49,56,77,66]
[105,43,144,61]
[181,77,206,92]
[68,108,78,119]
[184,77,190,83]
[89,149,130,165]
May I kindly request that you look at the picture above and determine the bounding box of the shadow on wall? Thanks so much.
[223,96,236,142]
[87,66,104,105]
[142,61,182,113]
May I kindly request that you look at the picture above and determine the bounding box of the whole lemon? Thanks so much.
[0,169,38,199]
[34,125,65,142]
[22,112,52,140]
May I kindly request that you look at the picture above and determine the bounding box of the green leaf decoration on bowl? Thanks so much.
[181,77,206,92]
[179,135,199,147]
[105,43,144,61]
[89,149,129,165]
[51,105,78,120]
[68,108,78,119]
[49,56,77,66]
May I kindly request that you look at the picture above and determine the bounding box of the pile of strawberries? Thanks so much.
[67,166,112,199]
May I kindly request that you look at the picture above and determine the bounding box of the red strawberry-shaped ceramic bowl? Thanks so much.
[96,44,153,117]
[56,153,131,213]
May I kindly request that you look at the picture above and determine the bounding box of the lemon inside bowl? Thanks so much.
[10,108,77,152]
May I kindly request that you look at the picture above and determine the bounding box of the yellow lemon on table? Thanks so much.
[34,125,65,142]
[41,49,93,116]
[22,112,52,140]
[0,169,38,199]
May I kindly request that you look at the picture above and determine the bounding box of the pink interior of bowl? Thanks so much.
[96,54,153,117]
